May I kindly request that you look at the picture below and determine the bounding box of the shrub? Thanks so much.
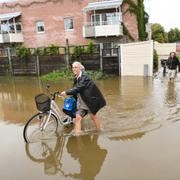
[73,46,84,60]
[153,49,158,71]
[41,69,109,82]
[15,45,31,59]
[85,42,95,54]
[43,44,60,56]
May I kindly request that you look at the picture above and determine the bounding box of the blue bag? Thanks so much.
[63,96,77,118]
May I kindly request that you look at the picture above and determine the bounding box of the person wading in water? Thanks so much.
[166,52,180,83]
[61,61,106,135]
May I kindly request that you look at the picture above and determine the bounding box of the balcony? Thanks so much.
[83,21,123,38]
[0,33,24,43]
[0,22,24,43]
[0,12,24,43]
[82,0,123,38]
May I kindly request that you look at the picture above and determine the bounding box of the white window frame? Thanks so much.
[91,14,101,26]
[64,17,74,31]
[36,21,45,33]
[103,42,118,57]
[91,12,120,26]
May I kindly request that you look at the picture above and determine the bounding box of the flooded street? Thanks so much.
[0,76,180,180]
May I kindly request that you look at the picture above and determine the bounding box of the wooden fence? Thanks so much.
[12,56,37,75]
[0,46,120,76]
[0,57,9,75]
[70,53,100,71]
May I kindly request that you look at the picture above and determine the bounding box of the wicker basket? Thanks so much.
[35,93,51,112]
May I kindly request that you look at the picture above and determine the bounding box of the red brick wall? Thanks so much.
[122,0,139,41]
[0,0,139,47]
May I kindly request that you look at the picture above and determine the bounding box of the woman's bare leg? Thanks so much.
[90,114,101,130]
[75,114,83,134]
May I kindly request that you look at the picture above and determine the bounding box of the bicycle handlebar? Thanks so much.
[45,85,63,100]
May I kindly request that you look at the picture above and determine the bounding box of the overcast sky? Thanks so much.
[144,0,180,31]
[0,0,179,31]
[0,0,14,2]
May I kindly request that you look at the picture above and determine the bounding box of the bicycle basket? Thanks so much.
[35,93,51,112]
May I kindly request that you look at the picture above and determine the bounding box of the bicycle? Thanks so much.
[23,85,75,143]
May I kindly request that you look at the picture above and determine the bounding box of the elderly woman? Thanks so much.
[61,61,106,135]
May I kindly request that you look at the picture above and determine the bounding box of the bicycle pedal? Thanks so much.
[63,117,73,126]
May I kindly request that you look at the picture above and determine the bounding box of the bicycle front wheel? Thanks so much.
[23,112,58,143]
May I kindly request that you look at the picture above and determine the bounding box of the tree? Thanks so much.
[151,23,168,43]
[168,28,180,42]
[123,0,148,41]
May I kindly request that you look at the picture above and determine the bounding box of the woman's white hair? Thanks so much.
[72,61,85,71]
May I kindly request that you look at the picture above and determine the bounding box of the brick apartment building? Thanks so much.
[0,0,138,48]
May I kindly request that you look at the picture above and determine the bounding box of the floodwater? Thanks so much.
[0,75,180,180]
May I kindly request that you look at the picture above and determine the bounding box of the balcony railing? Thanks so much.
[0,33,24,43]
[0,22,24,43]
[83,21,123,38]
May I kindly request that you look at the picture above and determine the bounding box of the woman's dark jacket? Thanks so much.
[65,72,106,114]
[166,57,180,70]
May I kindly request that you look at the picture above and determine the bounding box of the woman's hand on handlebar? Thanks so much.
[60,91,66,96]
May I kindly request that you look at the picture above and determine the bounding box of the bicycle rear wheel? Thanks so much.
[23,112,58,143]
[25,135,63,162]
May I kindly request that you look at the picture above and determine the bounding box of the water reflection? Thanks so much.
[0,77,43,124]
[100,77,157,139]
[66,134,107,180]
[0,77,71,125]
[1,76,180,180]
[165,82,180,123]
[25,134,63,175]
[166,82,177,106]
[25,134,107,179]
[1,76,180,139]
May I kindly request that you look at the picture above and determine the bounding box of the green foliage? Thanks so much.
[86,71,109,80]
[43,44,60,56]
[168,28,180,42]
[151,23,168,43]
[41,69,74,82]
[41,69,109,82]
[34,44,60,56]
[123,0,148,41]
[34,47,44,56]
[153,49,158,71]
[72,42,97,60]
[73,46,84,59]
[85,42,95,54]
[15,45,31,59]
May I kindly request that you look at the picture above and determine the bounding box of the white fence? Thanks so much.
[120,40,153,76]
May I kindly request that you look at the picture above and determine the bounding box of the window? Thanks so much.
[91,14,100,26]
[64,18,74,31]
[36,21,45,33]
[16,23,22,33]
[1,22,9,33]
[102,42,118,57]
[9,23,15,33]
[102,13,119,25]
[91,13,120,26]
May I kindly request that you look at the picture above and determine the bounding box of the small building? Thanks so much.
[0,0,139,48]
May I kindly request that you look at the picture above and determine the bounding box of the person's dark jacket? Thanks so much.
[166,57,180,70]
[65,72,106,114]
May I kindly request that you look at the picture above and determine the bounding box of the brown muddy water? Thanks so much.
[0,76,180,180]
